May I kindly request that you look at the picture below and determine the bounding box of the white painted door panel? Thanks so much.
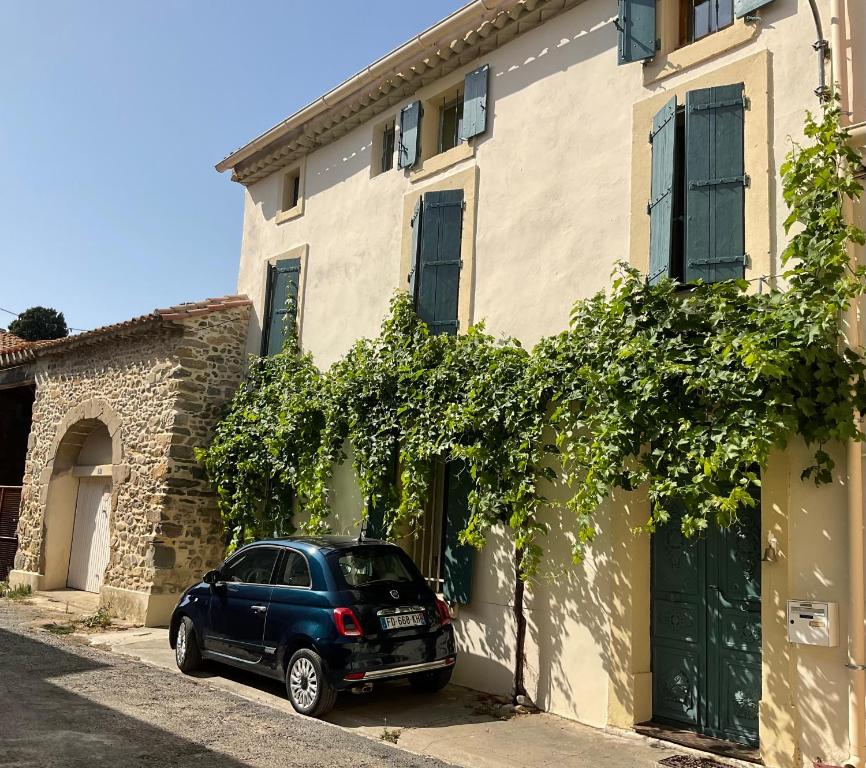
[67,478,111,593]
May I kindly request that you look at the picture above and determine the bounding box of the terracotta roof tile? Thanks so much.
[0,331,29,354]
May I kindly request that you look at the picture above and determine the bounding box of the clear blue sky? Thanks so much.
[0,1,465,332]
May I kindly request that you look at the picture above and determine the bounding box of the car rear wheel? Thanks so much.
[408,665,453,693]
[286,649,336,717]
[175,616,202,674]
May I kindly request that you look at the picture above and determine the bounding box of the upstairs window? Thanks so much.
[686,0,734,43]
[648,82,747,285]
[438,95,464,154]
[381,121,396,173]
[283,169,301,211]
[261,257,301,355]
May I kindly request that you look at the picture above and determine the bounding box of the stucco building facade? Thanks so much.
[3,297,251,626]
[216,1,865,766]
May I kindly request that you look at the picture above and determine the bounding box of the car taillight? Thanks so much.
[435,597,452,626]
[333,607,363,637]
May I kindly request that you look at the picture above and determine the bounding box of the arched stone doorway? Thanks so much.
[40,403,124,592]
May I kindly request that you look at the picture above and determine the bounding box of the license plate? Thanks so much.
[380,612,426,630]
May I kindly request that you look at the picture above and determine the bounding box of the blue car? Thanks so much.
[169,536,457,717]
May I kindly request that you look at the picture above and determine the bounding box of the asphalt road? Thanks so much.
[0,601,453,768]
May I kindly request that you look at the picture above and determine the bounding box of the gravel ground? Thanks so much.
[0,600,454,768]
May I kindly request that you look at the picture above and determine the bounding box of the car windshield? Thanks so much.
[332,548,416,588]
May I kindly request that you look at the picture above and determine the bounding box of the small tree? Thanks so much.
[8,307,68,341]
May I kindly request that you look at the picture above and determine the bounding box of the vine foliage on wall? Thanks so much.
[198,101,865,576]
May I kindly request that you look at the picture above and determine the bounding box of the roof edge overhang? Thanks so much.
[217,0,580,185]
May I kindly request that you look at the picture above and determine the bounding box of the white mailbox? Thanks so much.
[787,600,839,647]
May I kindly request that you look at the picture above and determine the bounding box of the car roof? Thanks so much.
[253,535,392,555]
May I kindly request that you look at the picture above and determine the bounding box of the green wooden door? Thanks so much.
[651,504,761,746]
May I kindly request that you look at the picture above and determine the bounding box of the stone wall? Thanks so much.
[13,304,250,621]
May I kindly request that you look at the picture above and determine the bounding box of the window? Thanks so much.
[648,82,746,285]
[283,169,301,211]
[438,96,463,154]
[276,550,311,588]
[221,547,280,584]
[332,547,417,588]
[408,464,447,592]
[381,121,395,173]
[262,257,301,355]
[684,0,733,43]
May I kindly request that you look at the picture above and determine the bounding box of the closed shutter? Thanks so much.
[416,190,463,335]
[399,100,422,169]
[365,499,386,540]
[442,460,474,604]
[262,257,300,356]
[734,0,772,17]
[617,0,656,65]
[460,64,489,141]
[685,83,747,284]
[648,95,678,285]
[407,197,423,301]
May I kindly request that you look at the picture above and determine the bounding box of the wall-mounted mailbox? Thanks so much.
[787,600,839,647]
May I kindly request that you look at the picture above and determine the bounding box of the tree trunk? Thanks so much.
[512,544,528,704]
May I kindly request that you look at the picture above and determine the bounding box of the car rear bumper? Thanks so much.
[344,656,456,682]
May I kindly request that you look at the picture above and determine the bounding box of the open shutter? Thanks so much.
[685,83,747,284]
[407,196,423,301]
[398,100,422,169]
[648,95,678,285]
[262,257,300,356]
[734,0,772,17]
[460,64,489,141]
[442,460,474,604]
[416,190,463,335]
[617,0,656,65]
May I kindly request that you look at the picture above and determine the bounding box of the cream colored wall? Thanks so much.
[234,0,857,762]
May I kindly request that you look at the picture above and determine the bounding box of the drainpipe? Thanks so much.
[830,0,866,764]
[807,0,830,98]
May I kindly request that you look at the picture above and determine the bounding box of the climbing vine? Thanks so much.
[199,101,865,580]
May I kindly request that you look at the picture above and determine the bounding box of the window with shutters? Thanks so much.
[438,94,464,154]
[647,82,747,285]
[372,118,396,177]
[682,0,734,44]
[261,257,301,355]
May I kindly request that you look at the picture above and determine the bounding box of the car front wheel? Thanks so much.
[175,616,202,673]
[408,665,453,693]
[286,648,336,717]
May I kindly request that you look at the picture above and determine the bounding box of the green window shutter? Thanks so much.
[408,196,423,301]
[684,83,747,284]
[398,100,422,169]
[460,64,489,141]
[648,95,678,285]
[365,498,386,540]
[262,258,300,356]
[617,0,656,65]
[442,460,474,604]
[734,0,772,17]
[416,190,463,335]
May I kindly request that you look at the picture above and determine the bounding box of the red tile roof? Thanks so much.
[0,295,250,365]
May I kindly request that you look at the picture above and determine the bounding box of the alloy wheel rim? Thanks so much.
[290,657,318,709]
[176,626,187,663]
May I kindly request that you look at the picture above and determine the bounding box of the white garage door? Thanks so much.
[67,478,111,593]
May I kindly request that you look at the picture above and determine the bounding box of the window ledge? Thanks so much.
[643,20,759,86]
[275,203,304,225]
[410,142,475,184]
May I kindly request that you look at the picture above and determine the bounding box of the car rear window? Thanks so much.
[331,547,419,588]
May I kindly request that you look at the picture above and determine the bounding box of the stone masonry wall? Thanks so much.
[14,304,250,599]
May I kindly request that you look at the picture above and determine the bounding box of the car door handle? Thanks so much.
[250,605,267,613]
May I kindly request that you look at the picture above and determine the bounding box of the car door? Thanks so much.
[206,545,280,664]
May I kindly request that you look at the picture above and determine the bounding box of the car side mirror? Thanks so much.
[203,569,222,585]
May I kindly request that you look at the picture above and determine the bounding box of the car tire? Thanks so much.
[286,648,337,717]
[408,665,453,693]
[175,616,202,674]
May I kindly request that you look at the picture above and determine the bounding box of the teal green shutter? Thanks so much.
[734,0,772,17]
[617,0,656,64]
[398,100,422,169]
[417,190,463,335]
[685,83,746,284]
[648,95,678,284]
[460,64,489,141]
[442,460,474,604]
[262,258,300,356]
[408,197,423,301]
